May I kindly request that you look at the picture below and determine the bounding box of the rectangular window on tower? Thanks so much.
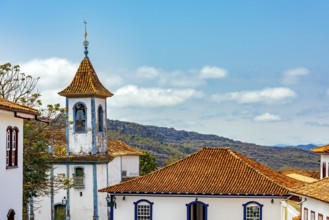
[73,167,85,188]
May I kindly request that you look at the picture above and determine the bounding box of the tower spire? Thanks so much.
[83,20,89,57]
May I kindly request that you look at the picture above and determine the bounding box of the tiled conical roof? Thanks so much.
[58,57,113,98]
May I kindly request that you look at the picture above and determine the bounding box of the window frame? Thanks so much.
[98,105,104,132]
[73,167,85,188]
[186,200,209,220]
[243,201,263,220]
[73,102,87,133]
[311,211,315,220]
[134,199,153,220]
[7,209,15,220]
[6,126,19,168]
[304,208,308,220]
[323,162,327,178]
[318,213,323,220]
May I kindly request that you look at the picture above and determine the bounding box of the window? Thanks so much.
[74,102,87,132]
[7,209,15,220]
[304,208,308,220]
[73,167,84,188]
[311,211,315,220]
[186,201,208,220]
[319,214,323,220]
[243,201,263,220]
[6,127,18,168]
[323,162,327,178]
[134,199,153,220]
[98,105,104,132]
[54,204,65,220]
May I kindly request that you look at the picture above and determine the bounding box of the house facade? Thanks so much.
[290,145,329,220]
[100,147,303,220]
[0,98,38,220]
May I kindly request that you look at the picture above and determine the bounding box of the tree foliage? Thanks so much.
[0,63,40,106]
[140,150,158,175]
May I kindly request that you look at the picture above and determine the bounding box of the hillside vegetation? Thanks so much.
[107,120,319,171]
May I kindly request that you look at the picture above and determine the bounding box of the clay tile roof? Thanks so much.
[108,140,144,157]
[0,98,38,115]
[58,57,113,98]
[291,177,329,203]
[312,144,329,154]
[99,147,303,195]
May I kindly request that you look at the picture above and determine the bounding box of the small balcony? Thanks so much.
[73,176,85,188]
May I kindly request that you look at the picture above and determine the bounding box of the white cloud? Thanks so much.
[21,58,78,90]
[110,85,202,107]
[282,67,309,85]
[200,65,227,79]
[254,113,281,122]
[136,66,160,79]
[211,87,296,104]
[20,58,79,106]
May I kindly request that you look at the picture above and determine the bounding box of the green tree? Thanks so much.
[0,63,67,218]
[140,150,158,175]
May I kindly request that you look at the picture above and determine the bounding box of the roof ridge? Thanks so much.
[228,149,300,190]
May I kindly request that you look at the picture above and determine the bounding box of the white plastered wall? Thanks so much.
[112,195,285,220]
[0,110,24,220]
[35,163,111,220]
[122,156,140,177]
[301,196,329,220]
[108,157,122,186]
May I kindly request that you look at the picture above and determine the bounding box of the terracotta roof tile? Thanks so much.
[99,147,303,195]
[51,140,142,158]
[108,140,144,157]
[292,177,329,203]
[0,98,38,115]
[312,144,329,154]
[58,57,113,98]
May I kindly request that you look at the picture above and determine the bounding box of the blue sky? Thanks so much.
[1,1,329,146]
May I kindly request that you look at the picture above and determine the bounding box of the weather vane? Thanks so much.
[83,20,89,57]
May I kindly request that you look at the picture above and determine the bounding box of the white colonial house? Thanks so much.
[0,98,38,220]
[290,145,329,220]
[34,35,143,220]
[99,147,303,220]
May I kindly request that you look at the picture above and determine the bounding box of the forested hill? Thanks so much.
[107,119,319,171]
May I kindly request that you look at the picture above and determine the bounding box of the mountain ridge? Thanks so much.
[107,119,319,171]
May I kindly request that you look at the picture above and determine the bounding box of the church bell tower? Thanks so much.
[58,21,113,155]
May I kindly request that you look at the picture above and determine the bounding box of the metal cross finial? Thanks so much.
[83,20,89,57]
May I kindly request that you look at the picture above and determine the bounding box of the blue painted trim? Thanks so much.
[66,164,70,220]
[50,161,109,165]
[73,101,88,133]
[51,164,54,220]
[93,164,99,219]
[242,201,263,220]
[186,200,209,220]
[106,192,289,198]
[110,195,114,220]
[120,157,122,180]
[106,163,109,186]
[91,98,96,154]
[134,199,154,220]
[65,98,69,154]
[105,99,108,153]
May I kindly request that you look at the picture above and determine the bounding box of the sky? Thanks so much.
[1,0,329,146]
